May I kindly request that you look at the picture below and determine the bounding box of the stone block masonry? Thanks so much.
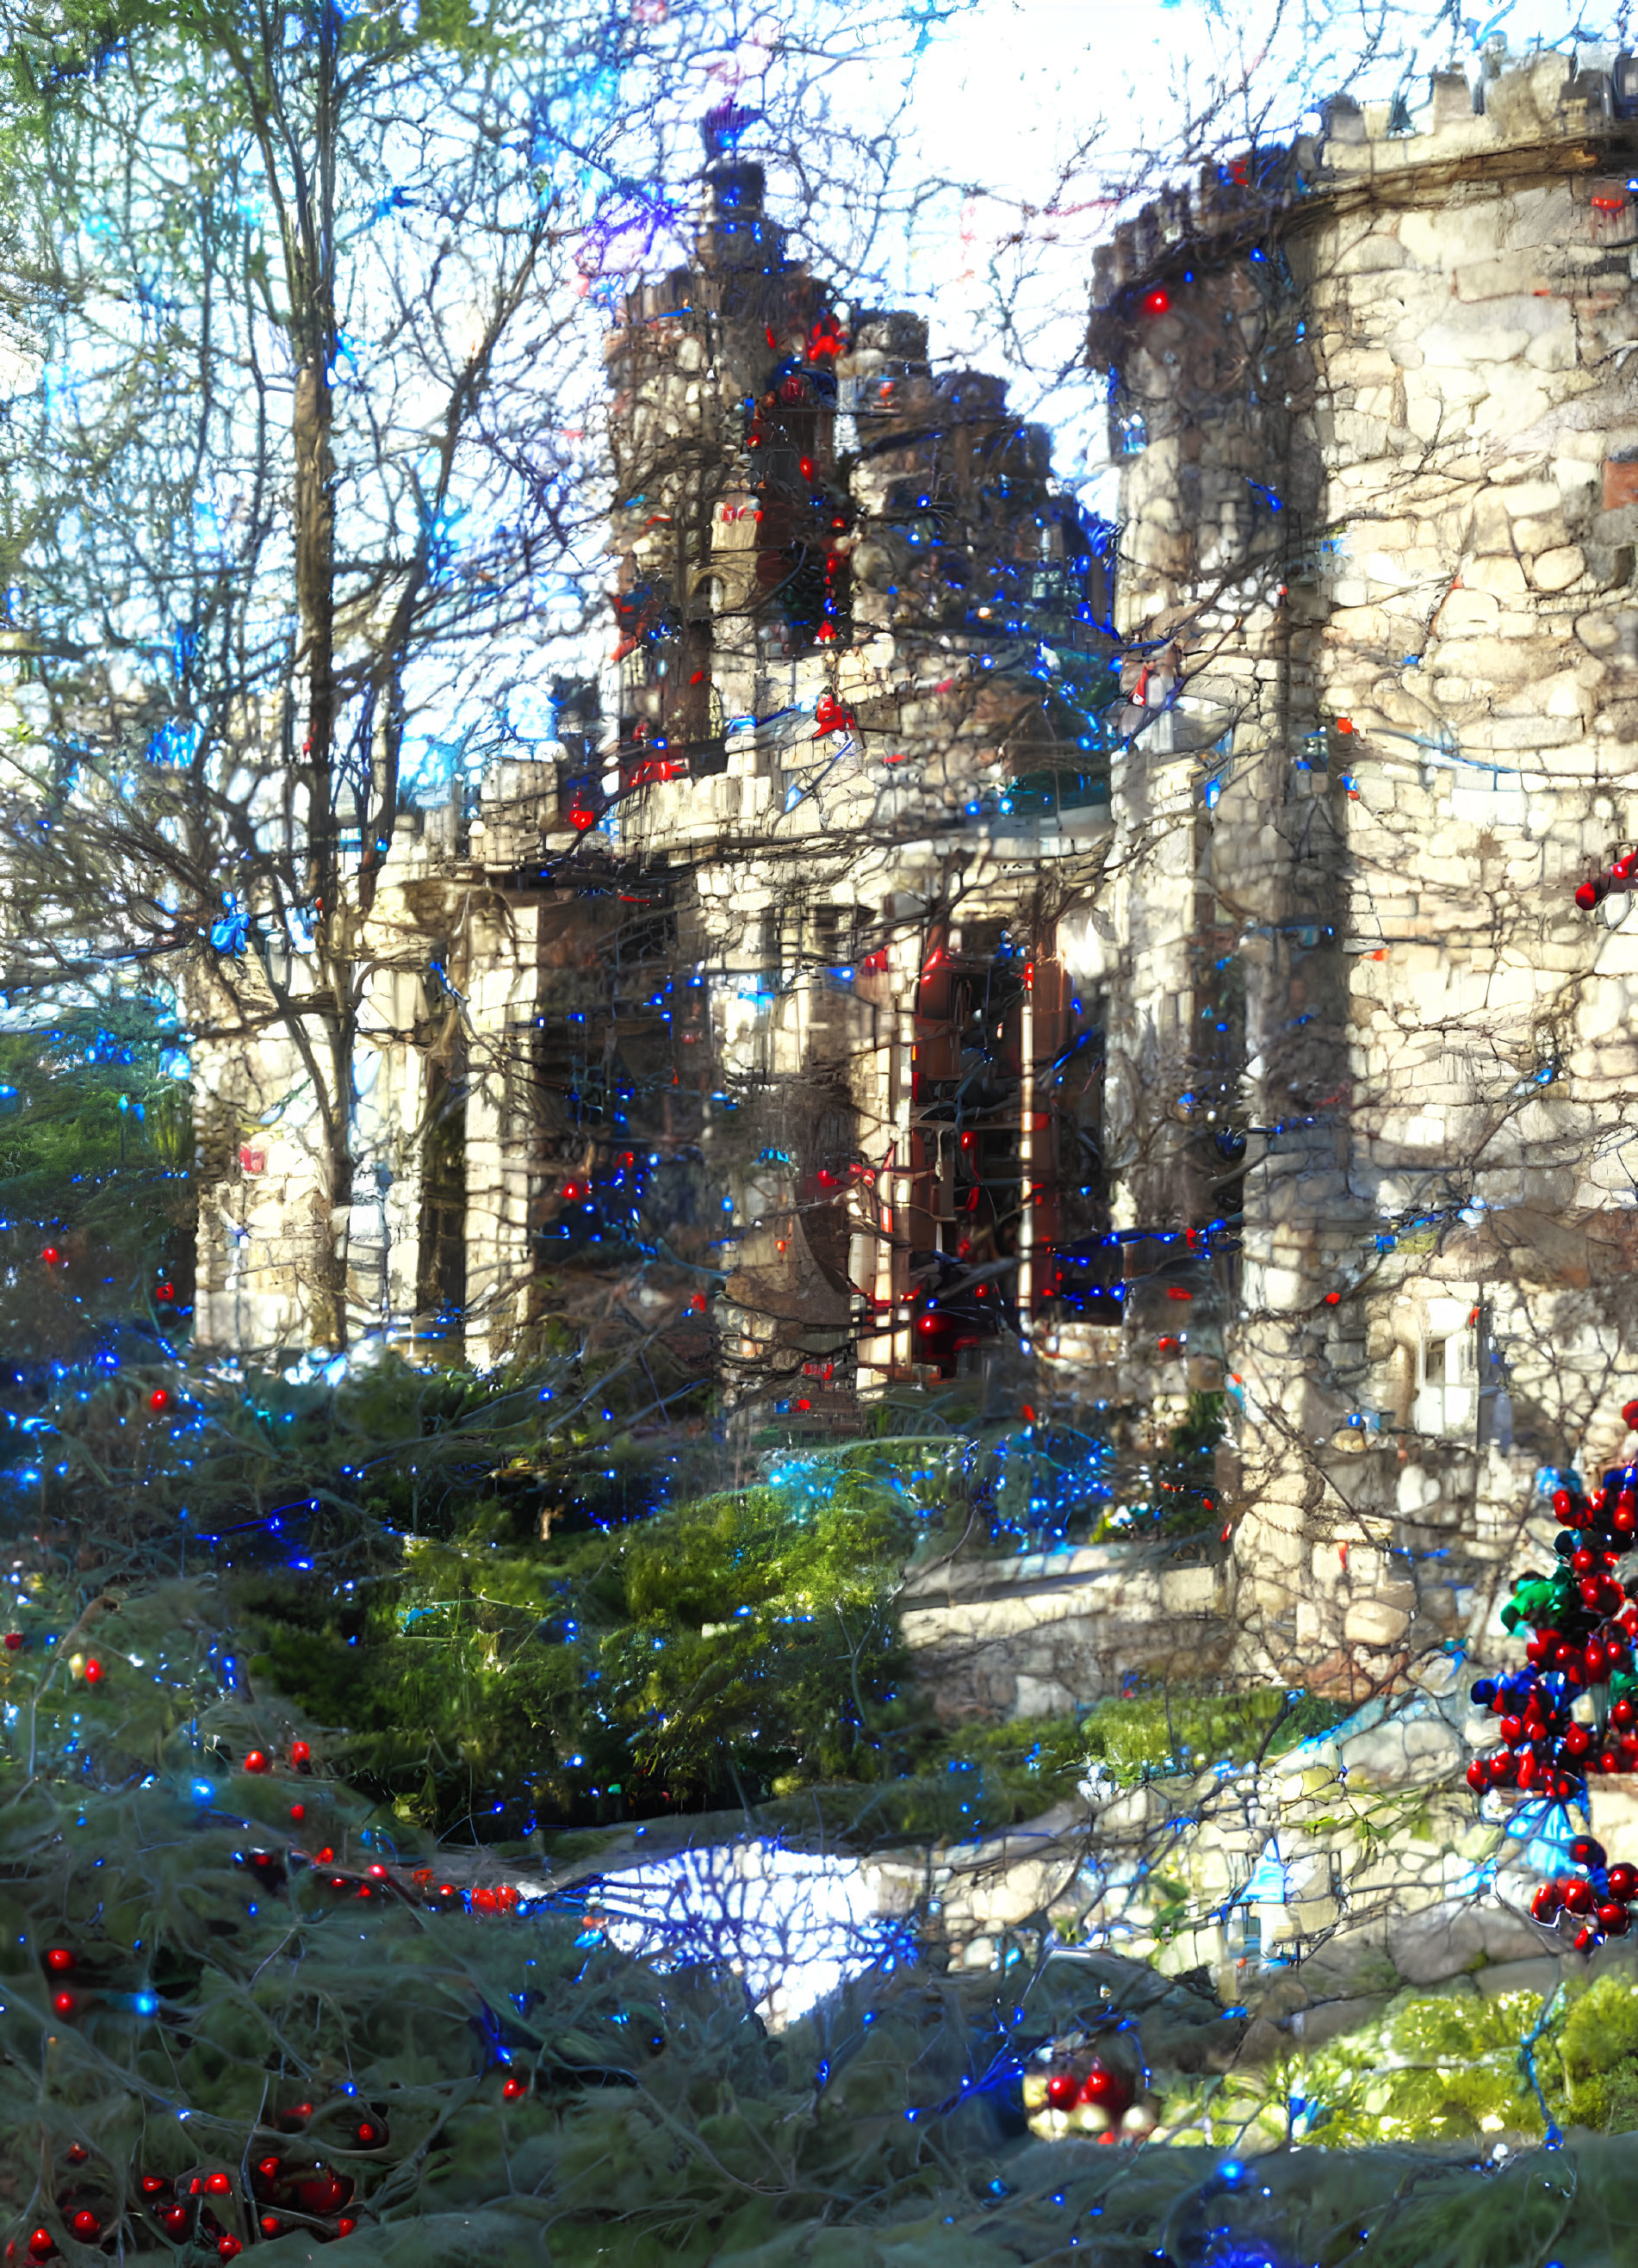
[1090,40,1638,1688]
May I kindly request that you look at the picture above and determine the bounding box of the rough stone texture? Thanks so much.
[1089,46,1638,1686]
[900,1545,1232,1717]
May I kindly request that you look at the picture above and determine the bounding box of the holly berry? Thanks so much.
[82,1660,103,1687]
[290,1740,312,1769]
[68,2215,98,2242]
[242,1751,270,1774]
[337,2221,357,2239]
[45,1949,73,1972]
[501,2076,527,2103]
[160,2207,189,2235]
[218,2240,242,2261]
[1531,1882,1562,1921]
[203,2174,232,2197]
[26,2232,53,2261]
[1077,2061,1130,2114]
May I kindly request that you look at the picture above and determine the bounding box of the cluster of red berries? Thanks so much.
[240,1738,312,1775]
[1041,2058,1132,2119]
[1529,1838,1638,1952]
[9,2103,372,2260]
[1574,850,1638,910]
[1470,1396,1638,1950]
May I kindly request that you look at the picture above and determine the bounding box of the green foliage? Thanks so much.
[1560,1971,1638,2129]
[0,1001,193,1366]
[1306,1986,1552,2147]
[0,1569,1028,2263]
[1077,1682,1352,1787]
[13,1575,1638,2267]
[1108,1387,1227,1540]
[238,1442,952,1832]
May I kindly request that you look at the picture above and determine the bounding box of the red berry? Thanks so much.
[242,1751,269,1774]
[148,1389,169,1412]
[260,2218,281,2239]
[219,2240,242,2261]
[289,1804,306,1822]
[1576,880,1601,910]
[1564,1878,1596,1914]
[1575,1924,1604,1953]
[82,1659,102,1686]
[138,2178,166,2199]
[1624,1400,1638,1430]
[1078,2061,1131,2114]
[1601,1902,1631,1935]
[161,2207,189,2235]
[1531,1883,1562,1920]
[1466,1757,1488,1791]
[1565,1724,1592,1757]
[501,2075,527,2102]
[26,2233,53,2262]
[68,2215,98,2241]
[1610,1862,1638,1901]
[256,2159,280,2180]
[52,1991,75,2015]
[3,1632,22,1651]
[290,1740,312,1769]
[40,1248,59,1267]
[204,2173,232,2196]
[63,2147,87,2167]
[45,1949,73,1972]
[337,2221,357,2239]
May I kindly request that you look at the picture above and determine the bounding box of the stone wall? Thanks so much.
[1090,44,1638,1687]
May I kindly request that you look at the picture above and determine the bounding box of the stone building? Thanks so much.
[1083,38,1638,1683]
[193,46,1638,1699]
[191,121,1120,1400]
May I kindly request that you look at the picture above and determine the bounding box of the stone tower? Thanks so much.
[1089,43,1638,1684]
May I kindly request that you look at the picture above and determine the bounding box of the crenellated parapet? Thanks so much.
[1091,46,1638,327]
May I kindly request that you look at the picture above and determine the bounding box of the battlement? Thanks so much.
[1091,46,1638,310]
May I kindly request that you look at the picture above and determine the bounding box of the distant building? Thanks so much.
[193,122,1120,1408]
